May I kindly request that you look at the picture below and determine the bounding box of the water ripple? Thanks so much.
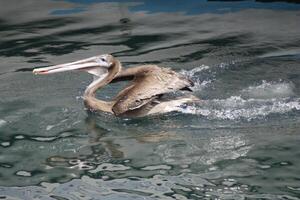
[1,1,300,199]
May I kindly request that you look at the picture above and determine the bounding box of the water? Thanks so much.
[1,0,300,199]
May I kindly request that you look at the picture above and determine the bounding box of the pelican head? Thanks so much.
[33,54,115,77]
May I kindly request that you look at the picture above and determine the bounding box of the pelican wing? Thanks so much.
[112,67,193,116]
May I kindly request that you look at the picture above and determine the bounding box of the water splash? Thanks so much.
[180,64,212,92]
[180,65,210,78]
[241,80,295,99]
[180,96,300,120]
[179,66,299,120]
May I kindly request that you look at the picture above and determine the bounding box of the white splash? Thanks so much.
[242,80,295,99]
[178,66,298,121]
[180,64,210,78]
[180,96,300,120]
[180,65,212,92]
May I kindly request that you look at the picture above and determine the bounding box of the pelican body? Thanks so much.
[33,54,198,117]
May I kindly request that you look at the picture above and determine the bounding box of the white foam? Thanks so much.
[180,96,300,120]
[178,68,298,120]
[242,81,295,99]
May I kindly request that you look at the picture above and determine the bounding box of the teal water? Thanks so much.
[1,1,300,199]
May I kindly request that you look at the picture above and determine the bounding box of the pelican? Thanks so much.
[33,54,199,117]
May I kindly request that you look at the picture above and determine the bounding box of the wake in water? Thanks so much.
[181,96,300,120]
[179,65,300,120]
[241,80,295,99]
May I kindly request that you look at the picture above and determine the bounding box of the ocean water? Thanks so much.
[0,0,300,199]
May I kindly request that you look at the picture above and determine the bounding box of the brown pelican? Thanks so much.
[33,54,199,117]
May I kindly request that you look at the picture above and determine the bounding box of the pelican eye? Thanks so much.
[100,58,106,62]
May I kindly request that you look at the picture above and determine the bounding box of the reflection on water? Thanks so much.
[1,0,300,199]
